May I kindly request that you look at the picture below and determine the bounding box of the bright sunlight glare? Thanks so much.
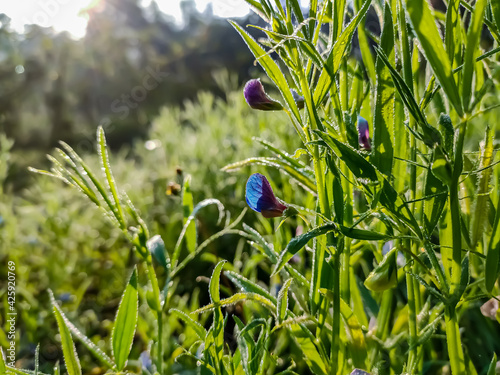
[2,0,252,39]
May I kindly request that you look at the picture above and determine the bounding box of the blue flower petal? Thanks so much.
[245,174,286,217]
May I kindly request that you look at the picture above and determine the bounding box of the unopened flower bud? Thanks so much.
[245,173,288,218]
[243,79,283,111]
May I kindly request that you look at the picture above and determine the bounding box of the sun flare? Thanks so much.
[2,0,102,38]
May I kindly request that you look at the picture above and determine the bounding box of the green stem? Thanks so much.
[157,311,163,374]
[331,247,341,375]
[145,259,163,372]
[444,305,465,375]
[445,121,467,374]
[404,244,418,373]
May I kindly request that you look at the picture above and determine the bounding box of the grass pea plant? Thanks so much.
[3,0,500,374]
[221,0,500,373]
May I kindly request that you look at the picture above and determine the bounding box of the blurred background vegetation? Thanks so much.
[2,0,500,373]
[0,0,270,188]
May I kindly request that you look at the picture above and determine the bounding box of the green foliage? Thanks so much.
[3,1,500,374]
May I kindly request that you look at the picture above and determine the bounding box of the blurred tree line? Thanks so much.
[0,0,264,150]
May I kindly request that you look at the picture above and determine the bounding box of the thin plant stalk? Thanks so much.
[445,121,467,374]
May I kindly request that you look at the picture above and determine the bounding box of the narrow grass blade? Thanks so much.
[112,267,139,371]
[405,0,463,117]
[51,291,82,375]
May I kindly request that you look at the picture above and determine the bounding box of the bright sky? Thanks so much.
[2,0,251,38]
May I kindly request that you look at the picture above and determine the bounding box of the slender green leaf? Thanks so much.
[487,353,498,375]
[462,0,487,112]
[193,293,276,315]
[289,324,328,375]
[314,131,379,183]
[277,278,293,323]
[339,225,392,241]
[210,260,226,304]
[373,2,395,177]
[225,270,277,304]
[445,0,462,66]
[471,127,494,249]
[405,0,464,116]
[355,0,376,85]
[313,0,371,106]
[48,292,116,370]
[170,309,207,340]
[340,300,368,369]
[97,127,126,229]
[423,160,448,235]
[112,267,138,371]
[222,157,316,193]
[51,291,82,375]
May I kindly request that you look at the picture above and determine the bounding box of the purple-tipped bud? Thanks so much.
[244,79,283,111]
[245,173,287,218]
[357,116,371,150]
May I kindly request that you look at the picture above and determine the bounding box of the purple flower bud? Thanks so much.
[357,116,371,150]
[243,79,283,111]
[245,173,287,218]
